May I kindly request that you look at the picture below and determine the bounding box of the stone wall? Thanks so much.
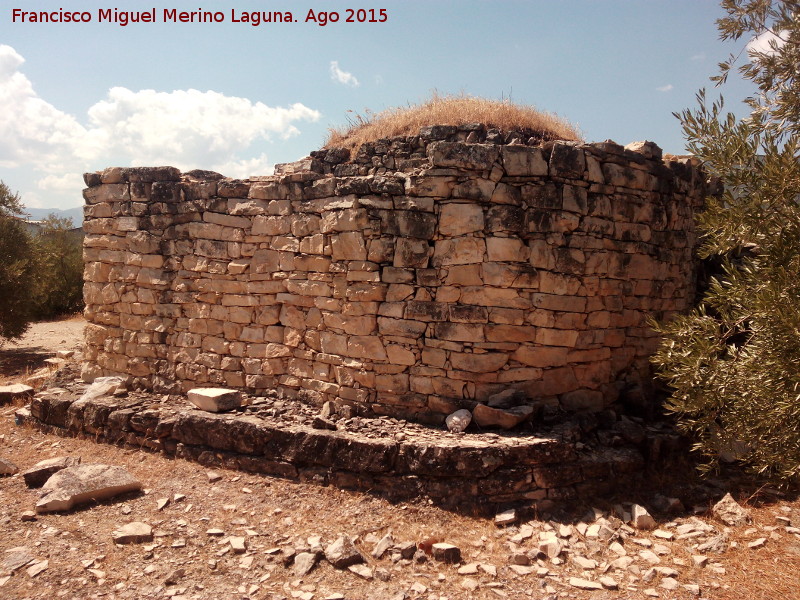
[80,127,710,424]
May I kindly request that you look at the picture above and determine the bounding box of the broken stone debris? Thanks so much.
[35,463,142,513]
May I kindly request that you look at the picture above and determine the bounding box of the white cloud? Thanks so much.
[0,45,86,170]
[211,153,274,179]
[329,61,360,87]
[80,87,320,168]
[0,44,321,207]
[690,53,705,61]
[37,173,85,193]
[656,84,674,93]
[747,29,788,58]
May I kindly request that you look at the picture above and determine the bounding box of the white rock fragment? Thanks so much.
[113,522,153,544]
[712,493,750,527]
[445,409,472,433]
[631,504,656,530]
[569,577,602,590]
[187,388,243,413]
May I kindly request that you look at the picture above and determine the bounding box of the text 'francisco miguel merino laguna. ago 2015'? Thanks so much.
[11,8,389,27]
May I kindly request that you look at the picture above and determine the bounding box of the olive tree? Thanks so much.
[652,0,800,480]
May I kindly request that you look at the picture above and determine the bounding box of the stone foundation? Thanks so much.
[80,127,711,423]
[22,383,658,510]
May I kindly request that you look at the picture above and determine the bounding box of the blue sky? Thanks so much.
[0,1,755,210]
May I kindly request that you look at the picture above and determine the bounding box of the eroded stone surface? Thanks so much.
[36,464,142,513]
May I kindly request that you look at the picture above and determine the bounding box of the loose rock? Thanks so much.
[113,522,154,544]
[36,463,142,513]
[187,388,243,413]
[23,456,81,488]
[325,536,363,568]
[712,493,750,527]
[445,409,472,433]
[431,543,462,563]
[0,457,19,476]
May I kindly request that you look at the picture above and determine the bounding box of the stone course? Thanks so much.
[79,126,711,424]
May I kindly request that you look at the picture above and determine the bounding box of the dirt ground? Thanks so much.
[2,319,800,600]
[0,316,86,384]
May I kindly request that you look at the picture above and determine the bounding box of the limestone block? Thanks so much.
[381,210,437,239]
[449,352,508,373]
[434,322,485,343]
[347,336,387,360]
[512,345,569,368]
[602,163,649,190]
[404,175,455,197]
[346,283,387,302]
[485,325,535,343]
[393,238,430,268]
[36,464,142,513]
[375,373,409,393]
[460,287,530,309]
[428,141,500,170]
[485,237,529,262]
[439,203,484,237]
[252,249,281,273]
[472,404,534,429]
[452,178,496,201]
[321,208,369,233]
[83,183,130,204]
[377,317,427,337]
[187,388,243,412]
[386,345,416,365]
[432,237,486,266]
[331,232,367,261]
[549,143,586,179]
[299,233,326,255]
[252,215,290,236]
[502,145,548,177]
[449,305,488,323]
[490,182,522,205]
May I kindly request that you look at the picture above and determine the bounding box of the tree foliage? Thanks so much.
[652,0,800,480]
[0,183,84,344]
[0,181,36,341]
[31,214,84,319]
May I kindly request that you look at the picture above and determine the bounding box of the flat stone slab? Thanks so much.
[36,464,142,513]
[23,456,81,488]
[472,403,534,429]
[0,384,34,405]
[187,388,243,412]
[113,521,153,544]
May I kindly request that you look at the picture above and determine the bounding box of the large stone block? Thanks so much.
[438,203,484,236]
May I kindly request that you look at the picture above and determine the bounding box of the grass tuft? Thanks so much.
[324,93,581,152]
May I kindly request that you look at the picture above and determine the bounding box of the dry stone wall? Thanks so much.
[80,127,710,424]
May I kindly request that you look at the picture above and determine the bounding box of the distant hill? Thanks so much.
[24,206,84,227]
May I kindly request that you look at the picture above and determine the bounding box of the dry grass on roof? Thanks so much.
[324,94,582,151]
